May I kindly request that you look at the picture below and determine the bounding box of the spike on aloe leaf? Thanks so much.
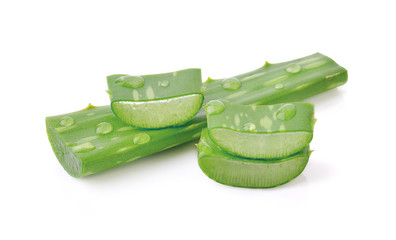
[263,61,271,67]
[83,103,97,111]
[206,77,216,82]
[106,90,112,99]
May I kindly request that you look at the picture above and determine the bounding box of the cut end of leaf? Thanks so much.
[209,128,313,159]
[46,119,83,178]
[112,94,203,129]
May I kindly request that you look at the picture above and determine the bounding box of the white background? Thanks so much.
[1,0,395,239]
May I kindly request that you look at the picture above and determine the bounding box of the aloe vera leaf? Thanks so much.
[47,53,346,177]
[46,104,206,177]
[107,68,203,128]
[197,128,311,188]
[205,100,315,159]
[202,52,347,105]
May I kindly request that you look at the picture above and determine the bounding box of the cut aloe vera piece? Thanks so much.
[46,104,206,177]
[202,52,347,105]
[205,100,315,159]
[107,68,203,128]
[197,129,311,188]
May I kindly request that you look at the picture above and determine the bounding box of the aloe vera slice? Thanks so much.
[107,68,203,128]
[197,129,311,188]
[205,100,315,159]
[46,104,206,177]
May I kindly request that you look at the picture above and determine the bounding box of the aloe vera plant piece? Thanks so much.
[197,129,311,188]
[47,53,347,177]
[46,104,206,177]
[205,100,315,159]
[202,52,347,105]
[107,68,203,128]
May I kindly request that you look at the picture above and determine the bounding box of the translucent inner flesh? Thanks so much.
[112,94,203,129]
[46,120,82,177]
[209,128,312,159]
[198,155,309,188]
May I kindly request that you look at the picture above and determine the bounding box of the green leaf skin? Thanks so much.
[202,52,347,105]
[107,68,203,128]
[197,129,311,188]
[205,100,315,159]
[46,104,206,177]
[47,53,346,177]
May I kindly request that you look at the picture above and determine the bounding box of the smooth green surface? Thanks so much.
[46,105,206,177]
[206,100,315,158]
[197,129,311,188]
[202,52,348,105]
[107,68,203,128]
[47,53,347,177]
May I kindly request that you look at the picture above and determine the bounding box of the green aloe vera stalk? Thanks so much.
[205,100,315,159]
[47,53,347,177]
[46,104,206,177]
[107,68,203,128]
[197,128,311,188]
[202,52,347,105]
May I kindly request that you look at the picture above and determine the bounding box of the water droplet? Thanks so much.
[106,90,113,99]
[285,64,301,73]
[276,104,296,121]
[96,122,113,135]
[159,81,169,87]
[242,123,256,132]
[205,100,225,115]
[221,78,241,90]
[116,75,145,88]
[275,83,284,89]
[59,116,75,127]
[72,142,96,153]
[133,133,150,145]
